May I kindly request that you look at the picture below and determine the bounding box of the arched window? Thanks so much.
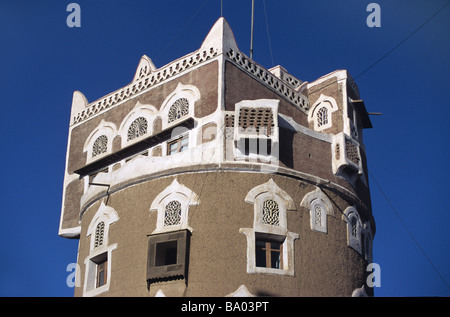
[300,188,334,234]
[240,179,298,276]
[168,98,189,123]
[94,221,105,248]
[149,179,199,234]
[127,117,148,141]
[262,199,280,226]
[83,120,117,164]
[316,106,328,128]
[160,83,200,130]
[343,206,362,254]
[84,202,119,297]
[164,200,182,226]
[308,95,338,131]
[92,135,108,157]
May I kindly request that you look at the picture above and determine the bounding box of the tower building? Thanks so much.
[59,18,375,297]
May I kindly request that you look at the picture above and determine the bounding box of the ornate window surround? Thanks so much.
[308,94,338,131]
[342,206,363,254]
[83,120,117,164]
[160,83,200,130]
[233,99,279,164]
[362,221,374,262]
[83,202,119,297]
[331,132,363,186]
[300,187,334,234]
[149,179,199,234]
[118,102,157,147]
[240,179,299,276]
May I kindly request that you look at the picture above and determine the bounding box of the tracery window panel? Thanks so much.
[94,221,105,248]
[168,98,189,123]
[92,135,108,157]
[164,200,182,226]
[262,199,280,226]
[127,117,148,141]
[314,205,323,227]
[316,106,328,128]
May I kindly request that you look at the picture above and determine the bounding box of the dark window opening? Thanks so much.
[147,230,190,284]
[239,138,272,156]
[155,240,178,266]
[255,238,282,269]
[95,254,108,288]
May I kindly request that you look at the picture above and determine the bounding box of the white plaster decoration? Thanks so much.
[86,202,119,252]
[241,179,299,275]
[331,132,363,186]
[118,101,157,147]
[226,49,309,112]
[154,289,166,297]
[307,94,338,132]
[342,206,362,254]
[71,47,217,125]
[160,83,200,129]
[277,113,332,143]
[83,202,119,297]
[240,228,298,276]
[70,90,89,125]
[352,285,368,297]
[363,221,374,262]
[83,120,117,164]
[132,55,156,82]
[149,179,199,234]
[245,179,295,233]
[300,188,334,234]
[226,285,256,297]
[268,65,303,89]
[233,99,279,164]
[200,17,239,55]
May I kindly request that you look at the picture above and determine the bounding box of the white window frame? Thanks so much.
[308,94,338,131]
[149,179,199,234]
[233,99,279,164]
[300,187,334,234]
[240,179,298,276]
[160,83,200,130]
[83,120,117,164]
[342,206,362,254]
[118,102,157,147]
[83,202,119,297]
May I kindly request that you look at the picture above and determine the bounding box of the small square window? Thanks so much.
[92,253,108,288]
[147,230,190,283]
[255,238,283,269]
[155,240,178,266]
[167,135,189,156]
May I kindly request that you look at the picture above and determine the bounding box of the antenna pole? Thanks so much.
[250,0,254,59]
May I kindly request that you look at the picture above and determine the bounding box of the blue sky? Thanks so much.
[0,0,448,297]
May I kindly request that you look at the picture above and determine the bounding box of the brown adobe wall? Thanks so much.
[74,171,368,297]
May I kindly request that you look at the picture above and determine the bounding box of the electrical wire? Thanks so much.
[154,0,211,63]
[355,1,450,80]
[369,171,450,290]
[262,0,275,67]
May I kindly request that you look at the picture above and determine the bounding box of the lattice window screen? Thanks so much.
[262,199,280,226]
[168,98,189,123]
[94,221,105,248]
[316,107,328,127]
[127,117,148,141]
[345,139,360,165]
[238,107,274,135]
[92,135,108,157]
[164,200,182,226]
